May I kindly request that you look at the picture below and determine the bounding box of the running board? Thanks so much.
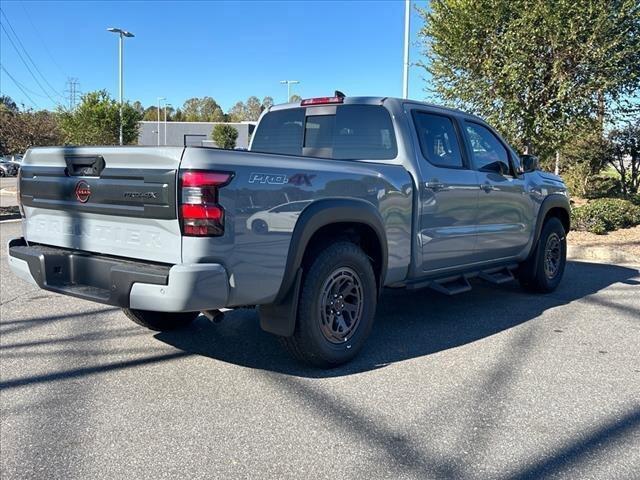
[429,276,472,296]
[479,268,515,285]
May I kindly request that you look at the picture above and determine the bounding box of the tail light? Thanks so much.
[180,170,233,237]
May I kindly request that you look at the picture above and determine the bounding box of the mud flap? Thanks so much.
[258,268,303,337]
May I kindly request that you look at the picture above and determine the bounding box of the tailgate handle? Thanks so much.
[65,155,105,177]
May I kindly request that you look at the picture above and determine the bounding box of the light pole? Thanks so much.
[164,103,172,146]
[157,97,165,146]
[402,0,410,99]
[280,80,299,102]
[107,27,135,145]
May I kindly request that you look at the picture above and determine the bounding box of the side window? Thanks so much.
[413,112,464,168]
[251,109,304,156]
[332,105,397,160]
[464,122,510,174]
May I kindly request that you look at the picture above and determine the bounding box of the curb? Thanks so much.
[567,245,637,265]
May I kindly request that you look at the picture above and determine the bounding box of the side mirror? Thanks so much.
[480,161,510,176]
[521,154,539,173]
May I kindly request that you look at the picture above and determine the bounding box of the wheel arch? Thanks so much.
[533,194,571,246]
[259,197,388,337]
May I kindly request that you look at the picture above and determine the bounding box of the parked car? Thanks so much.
[0,158,19,176]
[8,95,570,367]
[247,200,313,233]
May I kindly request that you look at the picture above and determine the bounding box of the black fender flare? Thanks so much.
[259,197,388,337]
[532,194,571,248]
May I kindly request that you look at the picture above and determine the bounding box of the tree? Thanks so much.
[1,95,18,113]
[262,96,274,111]
[200,96,225,122]
[289,94,302,103]
[58,90,142,145]
[0,99,62,155]
[211,124,238,149]
[132,101,144,115]
[417,0,640,161]
[608,121,640,196]
[245,96,262,121]
[228,101,247,122]
[182,97,224,122]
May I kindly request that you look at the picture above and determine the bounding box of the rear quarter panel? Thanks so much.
[180,148,413,306]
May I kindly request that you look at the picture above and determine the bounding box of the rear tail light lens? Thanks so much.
[179,170,233,237]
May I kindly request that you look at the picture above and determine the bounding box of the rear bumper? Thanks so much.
[7,237,229,312]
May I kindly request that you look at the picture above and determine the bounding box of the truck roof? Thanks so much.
[269,96,484,122]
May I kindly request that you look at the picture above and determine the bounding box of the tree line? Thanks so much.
[0,92,290,154]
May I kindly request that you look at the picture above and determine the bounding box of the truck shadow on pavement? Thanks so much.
[155,260,640,378]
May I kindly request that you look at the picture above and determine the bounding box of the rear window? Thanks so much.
[251,105,397,160]
[251,108,305,156]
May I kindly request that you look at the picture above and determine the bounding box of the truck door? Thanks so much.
[462,121,532,261]
[410,109,480,272]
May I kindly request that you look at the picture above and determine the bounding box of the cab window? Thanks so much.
[413,112,464,168]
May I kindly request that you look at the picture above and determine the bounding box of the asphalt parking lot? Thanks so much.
[1,220,639,479]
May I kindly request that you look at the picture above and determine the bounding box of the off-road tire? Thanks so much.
[518,217,567,293]
[122,308,199,331]
[279,242,377,368]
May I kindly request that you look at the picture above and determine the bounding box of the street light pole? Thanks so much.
[280,80,300,102]
[107,27,135,145]
[157,97,165,146]
[402,0,410,99]
[164,103,171,146]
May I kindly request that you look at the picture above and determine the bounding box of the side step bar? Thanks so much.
[429,276,472,296]
[479,267,515,285]
[404,264,518,295]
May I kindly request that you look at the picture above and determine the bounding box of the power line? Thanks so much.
[0,63,40,109]
[0,22,60,107]
[0,8,64,103]
[19,1,67,78]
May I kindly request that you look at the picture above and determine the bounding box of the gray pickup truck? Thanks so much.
[7,95,570,367]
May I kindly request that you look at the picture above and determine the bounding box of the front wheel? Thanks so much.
[279,242,377,368]
[518,217,567,293]
[122,308,199,331]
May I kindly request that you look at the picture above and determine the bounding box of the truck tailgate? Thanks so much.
[19,146,184,264]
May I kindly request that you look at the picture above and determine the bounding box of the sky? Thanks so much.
[0,0,430,112]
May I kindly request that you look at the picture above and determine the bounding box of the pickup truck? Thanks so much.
[7,95,570,367]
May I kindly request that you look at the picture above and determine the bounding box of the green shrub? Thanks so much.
[571,198,640,234]
[210,124,238,149]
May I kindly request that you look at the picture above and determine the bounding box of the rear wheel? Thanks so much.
[279,242,377,367]
[122,308,199,331]
[252,219,268,234]
[518,217,567,293]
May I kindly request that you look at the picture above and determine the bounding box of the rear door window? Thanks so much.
[413,112,464,168]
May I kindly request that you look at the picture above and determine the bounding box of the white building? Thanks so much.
[138,121,256,148]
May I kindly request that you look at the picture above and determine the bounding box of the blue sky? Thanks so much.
[0,0,430,112]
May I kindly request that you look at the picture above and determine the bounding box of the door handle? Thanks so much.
[425,180,446,191]
[480,183,495,192]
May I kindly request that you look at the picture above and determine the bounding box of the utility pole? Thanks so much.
[107,28,135,145]
[64,77,80,110]
[402,0,410,99]
[157,97,165,146]
[280,80,300,103]
[164,103,172,146]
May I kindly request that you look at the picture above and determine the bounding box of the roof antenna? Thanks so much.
[334,90,346,98]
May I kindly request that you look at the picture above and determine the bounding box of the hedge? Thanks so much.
[571,198,640,235]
